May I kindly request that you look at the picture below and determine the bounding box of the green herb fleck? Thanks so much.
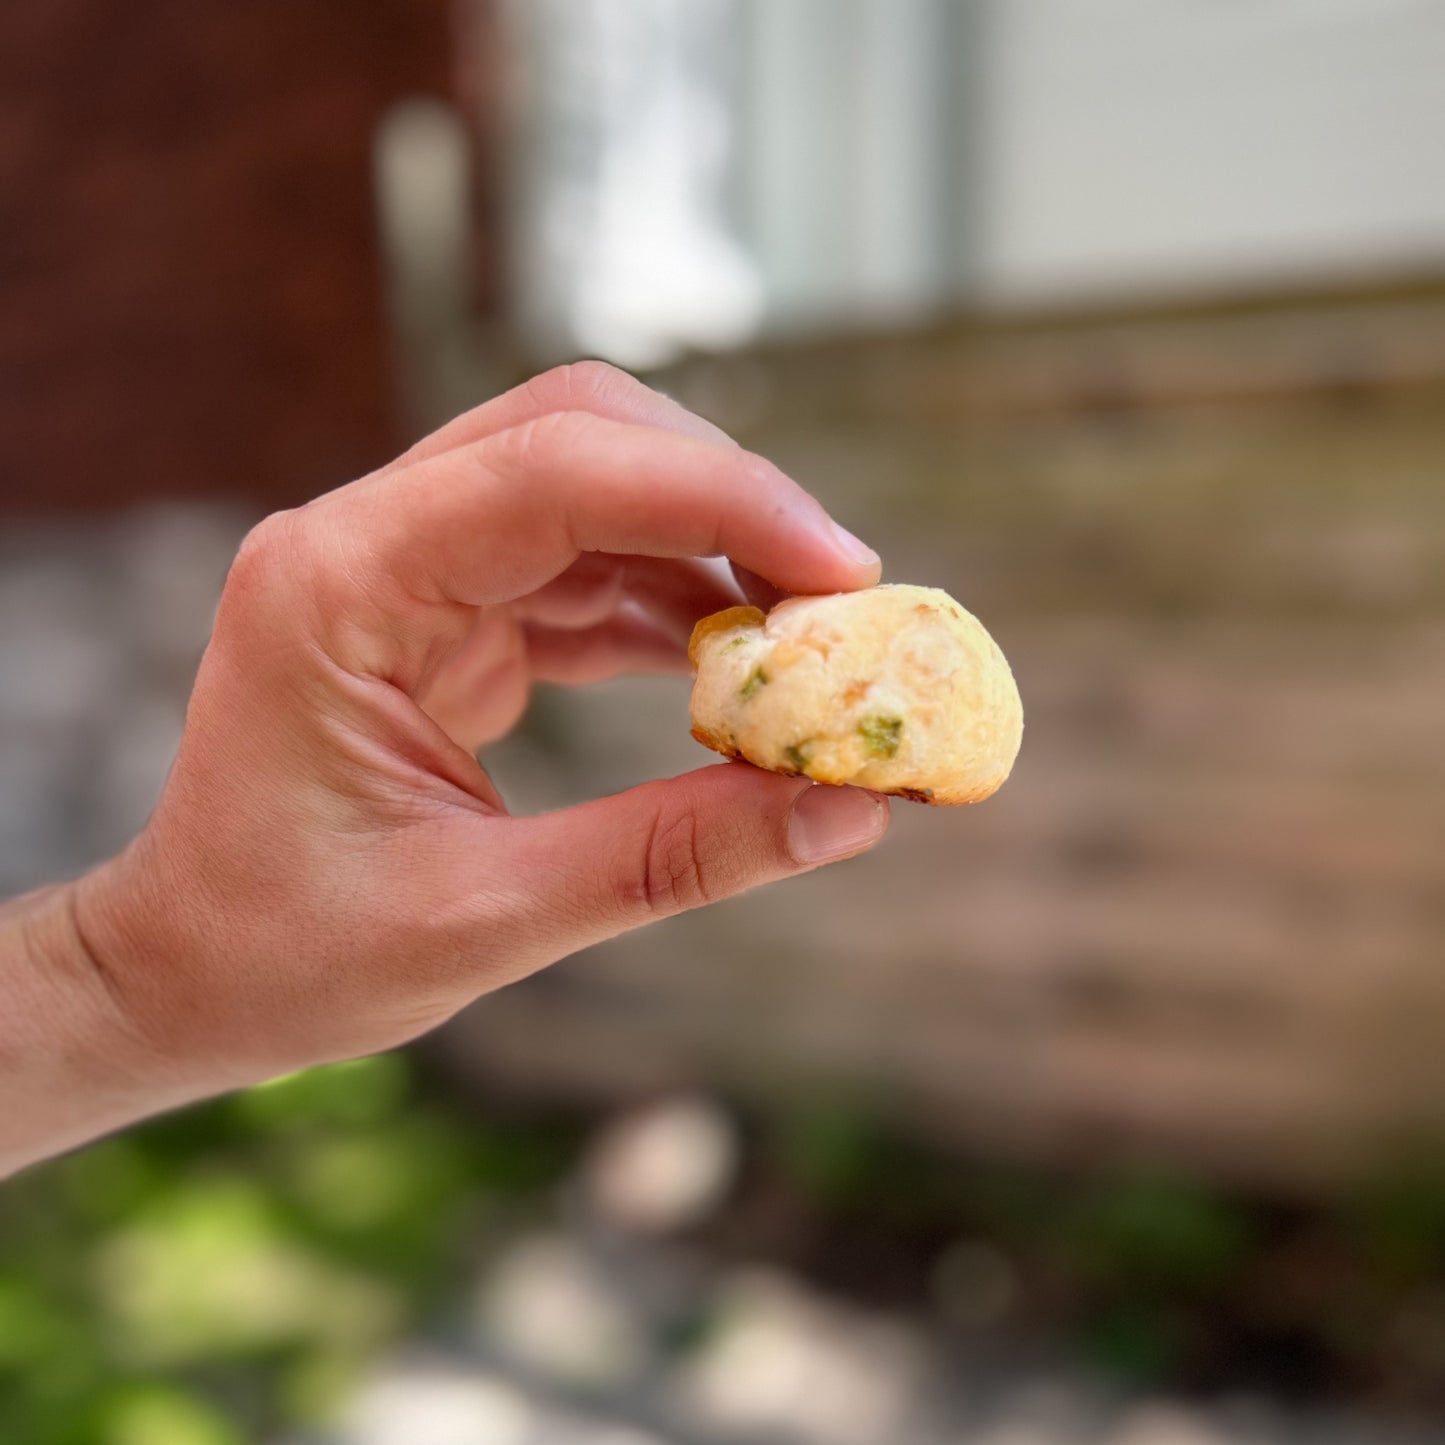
[783,741,812,773]
[723,635,748,652]
[858,714,903,757]
[739,665,769,701]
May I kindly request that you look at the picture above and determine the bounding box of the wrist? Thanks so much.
[0,874,148,1175]
[0,854,227,1178]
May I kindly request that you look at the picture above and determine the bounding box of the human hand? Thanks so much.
[67,363,888,1115]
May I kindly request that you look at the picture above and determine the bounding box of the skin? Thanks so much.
[0,362,889,1179]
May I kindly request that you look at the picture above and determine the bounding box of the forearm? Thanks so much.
[0,869,179,1178]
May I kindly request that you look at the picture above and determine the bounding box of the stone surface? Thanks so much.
[581,1095,741,1236]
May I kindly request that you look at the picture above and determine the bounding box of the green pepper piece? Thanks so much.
[739,665,769,701]
[858,714,903,757]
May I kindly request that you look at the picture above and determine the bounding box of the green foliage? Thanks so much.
[1075,1302,1191,1385]
[1344,1159,1445,1279]
[93,1384,246,1445]
[770,1093,896,1206]
[4,1053,1442,1438]
[1049,1168,1256,1297]
[0,1053,574,1444]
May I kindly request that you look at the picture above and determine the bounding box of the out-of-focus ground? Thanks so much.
[4,294,1444,1443]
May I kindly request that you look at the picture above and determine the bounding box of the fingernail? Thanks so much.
[788,784,887,865]
[829,519,880,568]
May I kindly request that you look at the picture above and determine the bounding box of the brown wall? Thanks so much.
[0,0,451,515]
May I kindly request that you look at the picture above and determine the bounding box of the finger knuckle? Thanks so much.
[219,509,354,667]
[230,509,285,575]
[634,806,711,918]
[497,408,597,473]
[549,358,635,410]
[224,509,301,604]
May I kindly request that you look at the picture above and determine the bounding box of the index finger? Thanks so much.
[345,410,880,617]
[376,360,738,482]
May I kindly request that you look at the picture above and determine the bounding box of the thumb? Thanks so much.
[508,762,889,961]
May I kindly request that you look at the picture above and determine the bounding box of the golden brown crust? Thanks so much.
[689,722,741,759]
[897,786,939,805]
[687,605,765,668]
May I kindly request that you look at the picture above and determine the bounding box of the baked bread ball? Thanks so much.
[688,584,1022,805]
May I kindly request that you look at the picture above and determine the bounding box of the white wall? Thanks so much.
[497,0,1445,362]
[739,0,962,330]
[976,0,1445,305]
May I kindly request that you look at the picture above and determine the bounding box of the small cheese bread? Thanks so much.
[688,584,1022,805]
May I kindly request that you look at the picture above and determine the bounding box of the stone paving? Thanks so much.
[287,1097,1445,1445]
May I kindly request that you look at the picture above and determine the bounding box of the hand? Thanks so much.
[59,363,888,1124]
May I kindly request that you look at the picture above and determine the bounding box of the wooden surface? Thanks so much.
[435,313,1445,1196]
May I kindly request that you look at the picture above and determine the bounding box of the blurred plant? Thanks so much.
[1076,1301,1192,1386]
[1036,1169,1254,1386]
[0,1053,578,1445]
[1344,1158,1445,1280]
[767,1088,954,1220]
[1049,1168,1257,1298]
[754,1115,1371,1392]
[769,1092,898,1208]
[4,1058,1444,1440]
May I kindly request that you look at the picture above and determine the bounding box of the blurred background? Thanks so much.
[2,1,1444,1442]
